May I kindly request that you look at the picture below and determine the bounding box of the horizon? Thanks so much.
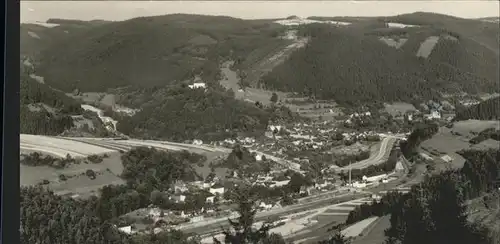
[22,1,499,23]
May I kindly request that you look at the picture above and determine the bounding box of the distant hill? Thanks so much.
[21,20,107,58]
[260,12,499,107]
[26,14,289,92]
[455,97,500,121]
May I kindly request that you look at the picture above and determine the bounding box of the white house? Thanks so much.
[192,139,203,145]
[269,125,283,132]
[441,155,453,163]
[149,208,162,218]
[255,154,263,161]
[117,226,134,235]
[270,180,290,188]
[174,181,189,193]
[425,110,441,120]
[258,201,273,210]
[206,195,216,203]
[352,181,367,188]
[188,82,206,89]
[315,180,329,189]
[210,185,225,195]
[203,182,215,189]
[190,215,205,223]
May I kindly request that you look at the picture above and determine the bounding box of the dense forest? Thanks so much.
[455,97,500,121]
[116,86,295,142]
[400,122,439,158]
[260,18,499,106]
[120,147,206,190]
[20,64,83,135]
[30,15,288,92]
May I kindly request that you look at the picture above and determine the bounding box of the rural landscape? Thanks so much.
[20,2,500,244]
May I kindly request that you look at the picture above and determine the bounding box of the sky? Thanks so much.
[21,1,500,23]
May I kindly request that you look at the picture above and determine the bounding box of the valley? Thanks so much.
[18,7,500,244]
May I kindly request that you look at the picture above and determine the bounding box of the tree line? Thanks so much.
[400,122,439,158]
[455,97,500,121]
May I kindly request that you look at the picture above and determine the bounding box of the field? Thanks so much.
[352,215,391,244]
[218,59,293,106]
[20,134,117,158]
[416,36,440,58]
[420,120,499,172]
[342,216,379,238]
[451,120,500,138]
[20,135,233,197]
[21,151,125,196]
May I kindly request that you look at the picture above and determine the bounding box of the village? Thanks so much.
[111,96,469,236]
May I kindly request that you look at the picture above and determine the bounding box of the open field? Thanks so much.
[352,215,391,244]
[342,216,379,238]
[420,127,469,170]
[21,151,124,195]
[416,36,440,58]
[420,120,499,171]
[20,136,232,196]
[50,171,125,198]
[471,139,500,150]
[451,120,500,138]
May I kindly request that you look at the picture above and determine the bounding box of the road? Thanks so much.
[336,137,398,171]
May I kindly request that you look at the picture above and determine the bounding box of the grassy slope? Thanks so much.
[261,12,499,106]
[31,14,289,92]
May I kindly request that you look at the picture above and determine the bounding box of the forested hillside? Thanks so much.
[29,14,288,92]
[20,61,84,135]
[455,97,500,121]
[115,86,295,142]
[261,13,499,107]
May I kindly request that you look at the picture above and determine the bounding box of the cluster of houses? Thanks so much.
[168,180,226,205]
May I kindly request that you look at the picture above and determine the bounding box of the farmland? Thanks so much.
[20,134,116,158]
[19,134,230,197]
[419,120,499,171]
[20,151,125,197]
